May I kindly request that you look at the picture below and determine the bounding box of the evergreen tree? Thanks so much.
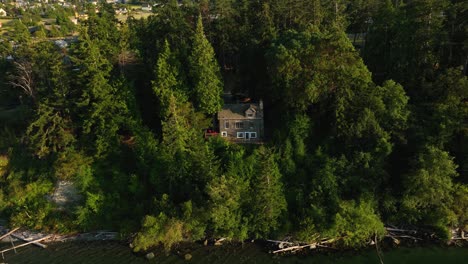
[73,32,129,157]
[84,3,120,61]
[153,40,183,119]
[364,0,450,88]
[207,174,246,239]
[12,19,31,44]
[189,15,223,115]
[249,146,287,237]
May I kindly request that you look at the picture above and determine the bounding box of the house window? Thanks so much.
[235,122,244,129]
[248,121,254,129]
[250,132,257,138]
[221,131,227,137]
[247,113,253,117]
[224,121,229,129]
[237,132,244,138]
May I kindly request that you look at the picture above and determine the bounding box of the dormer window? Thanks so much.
[245,107,256,118]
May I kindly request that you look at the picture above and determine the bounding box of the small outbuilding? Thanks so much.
[0,8,7,17]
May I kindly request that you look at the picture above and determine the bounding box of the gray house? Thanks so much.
[216,101,264,142]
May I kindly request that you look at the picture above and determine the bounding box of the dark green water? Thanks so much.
[2,241,468,264]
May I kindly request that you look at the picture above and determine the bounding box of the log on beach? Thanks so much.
[10,233,48,249]
[0,227,20,241]
[272,243,317,254]
[0,235,52,255]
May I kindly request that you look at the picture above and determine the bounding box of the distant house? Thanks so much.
[216,101,264,143]
[54,39,68,49]
[69,17,78,25]
[77,13,89,21]
[116,7,128,15]
[0,8,7,17]
[141,3,152,12]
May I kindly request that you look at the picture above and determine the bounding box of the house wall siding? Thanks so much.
[219,118,264,140]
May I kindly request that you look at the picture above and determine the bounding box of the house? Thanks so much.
[141,3,152,12]
[116,7,128,15]
[54,39,68,49]
[0,8,7,17]
[216,100,264,142]
[69,17,78,25]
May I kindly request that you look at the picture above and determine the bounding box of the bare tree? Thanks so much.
[9,59,35,100]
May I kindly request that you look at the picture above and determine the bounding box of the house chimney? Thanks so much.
[259,99,263,110]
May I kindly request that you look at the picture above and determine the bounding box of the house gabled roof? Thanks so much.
[218,103,262,119]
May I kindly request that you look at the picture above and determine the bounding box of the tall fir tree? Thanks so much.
[249,146,287,237]
[189,15,223,115]
[26,42,75,159]
[73,31,129,157]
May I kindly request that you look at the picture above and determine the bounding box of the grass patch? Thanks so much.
[0,18,14,36]
[0,18,13,25]
[116,12,152,22]
[0,155,8,176]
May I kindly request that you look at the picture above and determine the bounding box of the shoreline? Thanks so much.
[2,223,468,258]
[0,225,119,245]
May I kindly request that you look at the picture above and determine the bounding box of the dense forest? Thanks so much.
[0,0,467,252]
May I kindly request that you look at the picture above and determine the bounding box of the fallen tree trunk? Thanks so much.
[269,237,336,254]
[266,239,295,245]
[272,243,317,254]
[385,227,417,233]
[10,233,48,248]
[386,234,422,240]
[0,235,51,255]
[0,227,20,241]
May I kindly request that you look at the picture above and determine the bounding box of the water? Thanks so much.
[2,241,468,264]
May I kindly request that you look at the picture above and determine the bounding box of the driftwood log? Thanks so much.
[272,244,317,254]
[269,238,335,254]
[0,227,20,241]
[11,233,48,249]
[1,235,52,258]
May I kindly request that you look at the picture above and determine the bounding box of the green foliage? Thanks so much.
[84,4,120,61]
[364,0,450,87]
[334,199,385,247]
[249,146,287,237]
[133,213,184,253]
[73,33,130,157]
[55,10,76,36]
[0,0,467,251]
[189,16,223,115]
[401,146,458,228]
[26,103,75,158]
[451,184,468,230]
[153,40,184,119]
[429,69,468,146]
[7,178,54,229]
[207,172,249,240]
[11,19,31,44]
[75,191,104,230]
[374,80,410,141]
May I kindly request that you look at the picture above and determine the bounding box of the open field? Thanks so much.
[0,18,13,29]
[0,18,13,25]
[116,12,152,22]
[0,18,13,35]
